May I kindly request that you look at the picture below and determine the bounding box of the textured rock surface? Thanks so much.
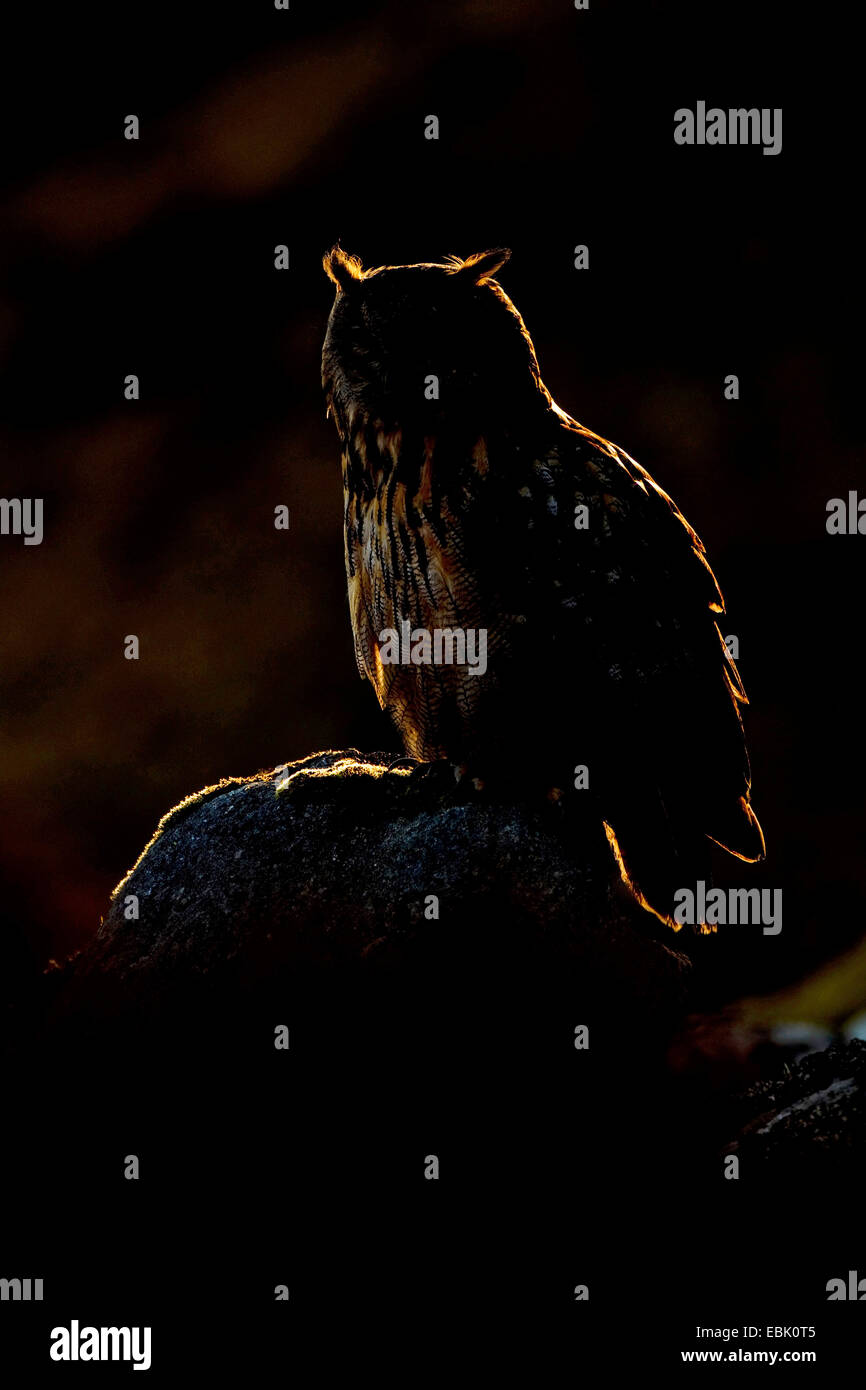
[725,1038,866,1175]
[17,751,866,1192]
[57,749,692,1030]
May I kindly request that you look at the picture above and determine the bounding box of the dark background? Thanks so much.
[1,0,865,1371]
[1,0,863,1004]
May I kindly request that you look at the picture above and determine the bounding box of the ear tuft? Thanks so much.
[448,247,511,284]
[323,245,365,290]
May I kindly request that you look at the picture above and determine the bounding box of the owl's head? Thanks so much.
[321,247,547,440]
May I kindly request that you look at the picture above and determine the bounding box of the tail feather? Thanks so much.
[603,791,763,930]
[705,795,766,862]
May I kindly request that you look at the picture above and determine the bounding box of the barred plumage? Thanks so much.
[321,245,765,924]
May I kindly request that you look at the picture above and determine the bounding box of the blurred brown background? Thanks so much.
[0,0,862,1005]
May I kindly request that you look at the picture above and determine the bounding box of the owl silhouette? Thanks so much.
[321,245,765,925]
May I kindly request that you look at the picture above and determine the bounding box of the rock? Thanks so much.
[53,749,691,1042]
[15,751,866,1215]
[725,1038,866,1177]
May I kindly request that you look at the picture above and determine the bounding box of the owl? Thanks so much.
[321,245,765,925]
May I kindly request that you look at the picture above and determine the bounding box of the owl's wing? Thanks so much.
[346,555,377,685]
[341,447,381,691]
[539,416,764,863]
